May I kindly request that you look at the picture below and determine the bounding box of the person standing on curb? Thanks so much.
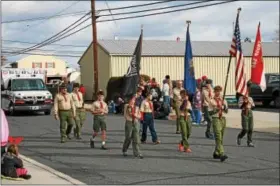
[140,92,160,144]
[90,90,109,150]
[209,85,229,162]
[162,79,171,117]
[178,90,192,153]
[122,96,143,159]
[173,81,184,134]
[1,109,9,156]
[237,94,255,147]
[202,79,214,139]
[193,84,202,125]
[54,84,76,143]
[71,83,86,140]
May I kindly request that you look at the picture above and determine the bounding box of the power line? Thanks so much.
[7,1,237,56]
[2,46,84,53]
[1,39,88,47]
[1,11,88,24]
[2,51,81,58]
[99,0,214,17]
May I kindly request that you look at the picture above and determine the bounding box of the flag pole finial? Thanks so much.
[237,7,241,13]
[186,20,191,25]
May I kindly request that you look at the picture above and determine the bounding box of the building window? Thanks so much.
[45,62,55,68]
[32,62,42,68]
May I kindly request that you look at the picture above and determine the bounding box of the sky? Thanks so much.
[1,1,279,68]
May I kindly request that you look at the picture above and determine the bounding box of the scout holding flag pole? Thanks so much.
[54,83,76,143]
[237,22,266,147]
[71,83,86,139]
[90,90,109,150]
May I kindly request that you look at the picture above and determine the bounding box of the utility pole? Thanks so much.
[91,0,99,100]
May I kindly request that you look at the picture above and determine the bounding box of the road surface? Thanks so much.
[7,113,279,185]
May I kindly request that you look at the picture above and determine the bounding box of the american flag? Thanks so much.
[229,13,248,96]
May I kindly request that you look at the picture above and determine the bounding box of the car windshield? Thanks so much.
[268,75,280,84]
[11,79,47,91]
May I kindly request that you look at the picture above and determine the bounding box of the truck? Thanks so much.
[1,69,53,115]
[249,73,280,108]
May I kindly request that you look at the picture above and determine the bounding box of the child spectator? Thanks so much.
[1,144,31,180]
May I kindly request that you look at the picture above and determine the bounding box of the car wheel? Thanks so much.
[7,104,15,116]
[274,96,280,108]
[44,110,51,115]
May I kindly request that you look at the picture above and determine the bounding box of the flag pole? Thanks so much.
[222,7,241,101]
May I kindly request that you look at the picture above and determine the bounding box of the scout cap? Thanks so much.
[214,85,222,92]
[73,83,80,88]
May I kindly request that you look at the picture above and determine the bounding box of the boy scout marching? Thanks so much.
[52,78,260,163]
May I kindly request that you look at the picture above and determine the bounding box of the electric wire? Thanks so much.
[1,39,88,47]
[2,51,81,58]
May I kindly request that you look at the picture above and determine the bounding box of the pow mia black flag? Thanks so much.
[122,28,143,102]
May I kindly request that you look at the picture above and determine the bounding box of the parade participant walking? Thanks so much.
[140,92,160,144]
[122,96,143,159]
[193,85,202,125]
[54,84,76,143]
[173,80,184,134]
[209,85,229,162]
[237,94,255,147]
[71,83,86,139]
[178,90,192,153]
[135,88,144,133]
[202,79,214,139]
[90,90,109,150]
[79,84,86,99]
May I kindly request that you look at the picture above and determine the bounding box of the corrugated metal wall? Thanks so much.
[110,56,279,96]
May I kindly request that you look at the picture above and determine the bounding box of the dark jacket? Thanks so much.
[1,152,23,178]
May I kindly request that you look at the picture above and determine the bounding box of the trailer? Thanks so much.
[1,69,53,115]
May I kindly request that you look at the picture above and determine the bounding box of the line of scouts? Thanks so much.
[53,81,256,162]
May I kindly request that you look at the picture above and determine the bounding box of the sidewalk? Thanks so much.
[1,155,85,185]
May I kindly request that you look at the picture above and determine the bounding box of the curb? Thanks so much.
[19,154,86,185]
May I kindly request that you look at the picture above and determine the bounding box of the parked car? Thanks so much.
[249,73,280,108]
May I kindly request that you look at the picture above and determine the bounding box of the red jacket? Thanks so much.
[79,86,86,95]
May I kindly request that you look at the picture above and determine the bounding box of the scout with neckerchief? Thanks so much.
[178,89,192,153]
[202,79,214,139]
[90,90,109,150]
[209,85,229,162]
[71,83,86,139]
[54,83,76,143]
[122,96,143,159]
[172,80,184,134]
[237,91,255,147]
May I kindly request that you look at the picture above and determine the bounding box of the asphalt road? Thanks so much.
[7,113,280,185]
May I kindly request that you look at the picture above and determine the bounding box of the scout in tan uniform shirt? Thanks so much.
[173,81,184,134]
[237,95,255,147]
[90,90,108,150]
[178,90,192,153]
[54,84,76,143]
[202,79,214,139]
[71,83,86,139]
[122,96,143,159]
[209,85,228,162]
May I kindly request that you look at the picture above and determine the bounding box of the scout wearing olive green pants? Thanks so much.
[90,90,108,150]
[122,97,143,159]
[209,85,228,162]
[202,79,214,139]
[237,95,255,147]
[178,90,192,153]
[71,83,86,139]
[54,84,76,143]
[173,81,184,134]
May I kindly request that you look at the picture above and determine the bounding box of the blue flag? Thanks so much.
[184,25,196,95]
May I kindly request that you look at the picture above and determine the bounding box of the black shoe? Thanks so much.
[247,142,255,147]
[73,128,77,137]
[209,133,214,140]
[101,145,107,150]
[123,152,128,157]
[67,135,72,140]
[76,136,82,140]
[90,139,95,148]
[19,174,31,180]
[205,132,210,138]
[213,153,220,159]
[176,131,181,134]
[237,137,241,145]
[220,155,228,162]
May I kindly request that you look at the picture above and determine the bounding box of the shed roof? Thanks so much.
[96,40,279,57]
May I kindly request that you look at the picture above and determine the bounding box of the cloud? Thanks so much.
[1,1,279,68]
